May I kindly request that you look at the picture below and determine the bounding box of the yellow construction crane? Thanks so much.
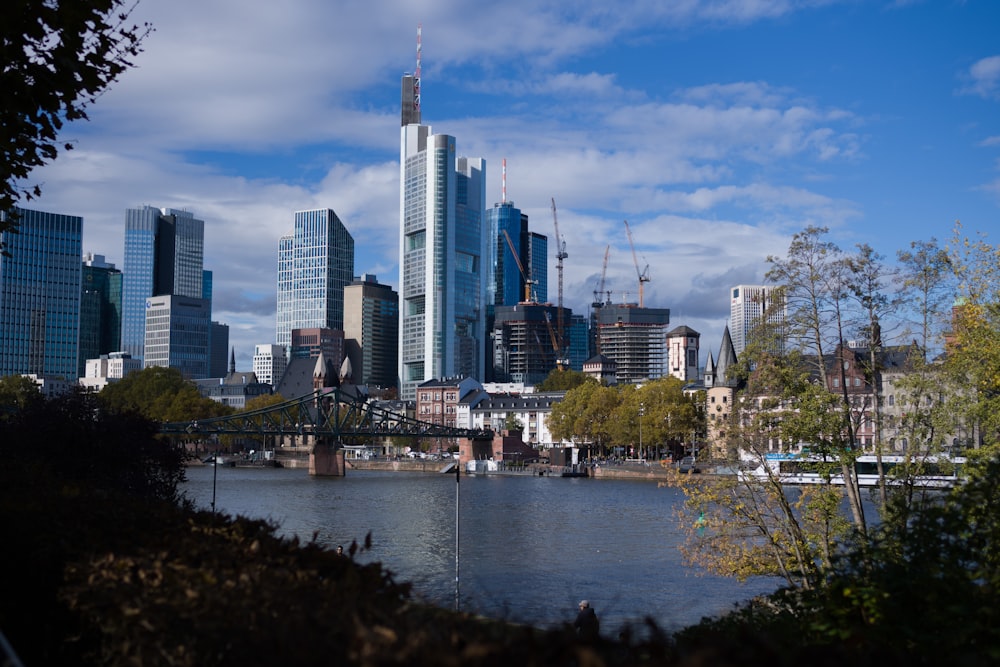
[503,229,535,303]
[623,220,649,308]
[551,198,567,355]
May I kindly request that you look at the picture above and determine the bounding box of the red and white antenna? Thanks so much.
[414,24,422,115]
[502,158,507,204]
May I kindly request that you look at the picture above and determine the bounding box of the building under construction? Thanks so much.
[490,303,573,385]
[594,302,671,384]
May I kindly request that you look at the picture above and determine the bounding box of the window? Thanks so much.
[854,377,861,387]
[888,395,895,407]
[833,378,840,388]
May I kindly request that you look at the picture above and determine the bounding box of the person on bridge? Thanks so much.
[573,600,599,640]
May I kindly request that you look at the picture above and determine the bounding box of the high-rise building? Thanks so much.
[0,207,82,380]
[78,253,122,377]
[143,294,211,379]
[528,231,548,304]
[343,274,398,392]
[594,303,671,384]
[729,285,783,356]
[490,303,571,385]
[276,209,354,349]
[398,76,487,400]
[252,344,288,387]
[486,201,530,307]
[209,321,230,377]
[121,206,205,361]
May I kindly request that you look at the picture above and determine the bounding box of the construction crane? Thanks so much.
[551,198,567,356]
[503,229,535,303]
[623,220,650,308]
[593,244,610,306]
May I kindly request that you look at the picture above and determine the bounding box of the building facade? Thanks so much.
[398,78,487,400]
[730,284,783,356]
[121,206,205,361]
[276,208,355,350]
[490,303,572,385]
[143,294,211,379]
[0,207,82,380]
[666,325,701,383]
[78,253,122,378]
[252,343,288,386]
[594,303,671,384]
[343,274,398,392]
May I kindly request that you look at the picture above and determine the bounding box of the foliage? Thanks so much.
[99,366,233,422]
[944,224,1000,446]
[535,368,594,392]
[1,0,152,230]
[0,373,43,418]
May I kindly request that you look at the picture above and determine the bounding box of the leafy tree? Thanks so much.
[944,223,1000,446]
[548,381,620,455]
[99,366,231,422]
[0,374,42,418]
[2,0,152,233]
[535,368,594,392]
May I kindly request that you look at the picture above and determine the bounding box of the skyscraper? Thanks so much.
[343,274,398,392]
[729,284,784,356]
[78,253,122,377]
[276,209,355,350]
[0,207,82,380]
[121,206,205,360]
[398,78,487,401]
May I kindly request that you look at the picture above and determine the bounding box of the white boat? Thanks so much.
[739,452,966,489]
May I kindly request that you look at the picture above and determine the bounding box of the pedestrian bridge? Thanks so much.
[160,386,490,441]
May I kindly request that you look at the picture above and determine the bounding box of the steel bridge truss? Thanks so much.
[160,387,491,441]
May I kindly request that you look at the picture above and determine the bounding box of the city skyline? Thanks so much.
[18,1,1000,367]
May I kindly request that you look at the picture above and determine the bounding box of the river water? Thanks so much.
[182,466,780,634]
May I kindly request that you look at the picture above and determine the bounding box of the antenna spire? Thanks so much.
[502,158,507,204]
[414,24,422,115]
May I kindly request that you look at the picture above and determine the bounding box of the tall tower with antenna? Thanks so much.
[400,25,421,126]
[398,26,486,400]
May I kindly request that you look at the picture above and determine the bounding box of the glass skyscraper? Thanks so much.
[78,253,122,377]
[0,207,83,379]
[275,209,355,349]
[399,86,487,401]
[121,206,205,360]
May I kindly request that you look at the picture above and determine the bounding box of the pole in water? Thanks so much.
[455,460,460,611]
[211,451,218,512]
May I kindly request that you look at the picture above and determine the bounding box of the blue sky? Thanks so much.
[28,0,1000,369]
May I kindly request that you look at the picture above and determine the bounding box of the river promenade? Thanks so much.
[262,447,698,482]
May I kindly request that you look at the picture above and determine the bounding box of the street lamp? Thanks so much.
[639,402,644,461]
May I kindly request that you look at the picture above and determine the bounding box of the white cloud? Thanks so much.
[959,55,1000,101]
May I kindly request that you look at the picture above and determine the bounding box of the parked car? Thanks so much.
[678,456,701,473]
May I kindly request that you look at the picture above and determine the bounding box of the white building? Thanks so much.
[398,71,486,401]
[252,344,288,387]
[730,285,784,356]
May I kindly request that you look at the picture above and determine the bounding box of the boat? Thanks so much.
[739,452,966,489]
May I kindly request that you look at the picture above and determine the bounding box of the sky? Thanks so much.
[25,0,1000,370]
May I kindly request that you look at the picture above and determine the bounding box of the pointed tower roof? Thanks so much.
[716,326,738,386]
[340,355,353,384]
[313,351,328,378]
[229,348,236,374]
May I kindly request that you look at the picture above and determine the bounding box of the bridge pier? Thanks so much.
[309,442,346,477]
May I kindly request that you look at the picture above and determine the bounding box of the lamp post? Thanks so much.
[639,402,644,461]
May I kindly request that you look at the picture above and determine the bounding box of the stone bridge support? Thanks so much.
[310,442,346,476]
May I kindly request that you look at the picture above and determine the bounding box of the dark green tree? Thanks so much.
[535,368,595,392]
[99,366,230,422]
[2,0,151,232]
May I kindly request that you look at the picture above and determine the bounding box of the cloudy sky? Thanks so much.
[26,0,1000,369]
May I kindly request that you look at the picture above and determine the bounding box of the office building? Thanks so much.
[730,284,784,356]
[78,253,122,378]
[253,344,288,387]
[0,207,82,380]
[121,206,205,361]
[343,274,398,392]
[143,294,211,379]
[276,209,354,349]
[594,303,671,384]
[398,73,486,400]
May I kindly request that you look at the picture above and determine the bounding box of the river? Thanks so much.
[181,466,780,634]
